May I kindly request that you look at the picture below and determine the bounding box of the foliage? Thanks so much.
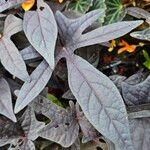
[0,0,150,150]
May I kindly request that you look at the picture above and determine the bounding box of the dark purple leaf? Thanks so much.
[126,7,150,24]
[0,116,22,147]
[109,75,126,91]
[122,75,150,106]
[75,103,99,143]
[121,72,150,150]
[62,90,75,100]
[0,77,16,122]
[129,117,150,150]
[8,107,44,149]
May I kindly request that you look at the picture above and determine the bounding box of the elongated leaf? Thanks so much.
[14,60,52,113]
[66,54,133,150]
[68,0,93,14]
[0,37,29,81]
[0,78,16,122]
[0,0,24,12]
[56,10,143,51]
[130,27,150,41]
[104,0,126,25]
[77,20,143,48]
[20,46,41,61]
[23,0,57,69]
[126,7,150,24]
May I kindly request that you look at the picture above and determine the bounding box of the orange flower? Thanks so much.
[118,39,137,54]
[22,0,35,11]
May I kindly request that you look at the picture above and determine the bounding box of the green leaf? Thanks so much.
[68,0,93,14]
[104,0,126,25]
[47,93,63,107]
[90,0,106,24]
[143,50,150,70]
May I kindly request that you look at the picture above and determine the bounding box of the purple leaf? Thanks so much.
[1,107,45,149]
[20,140,35,150]
[56,10,143,51]
[109,75,126,91]
[62,90,75,100]
[121,73,150,150]
[55,10,103,51]
[32,96,98,147]
[0,0,24,12]
[75,103,99,143]
[32,96,79,147]
[66,54,133,150]
[126,7,150,24]
[124,69,148,85]
[129,118,150,150]
[0,115,23,147]
[3,14,22,37]
[14,60,53,113]
[23,0,58,69]
[122,75,150,106]
[77,20,143,48]
[0,78,16,122]
[20,46,41,61]
[20,107,45,141]
[0,37,29,81]
[0,15,29,81]
[130,27,150,41]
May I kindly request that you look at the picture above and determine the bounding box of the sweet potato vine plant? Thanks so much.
[0,0,150,150]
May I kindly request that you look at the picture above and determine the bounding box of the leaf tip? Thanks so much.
[14,103,23,114]
[11,115,17,122]
[133,20,144,26]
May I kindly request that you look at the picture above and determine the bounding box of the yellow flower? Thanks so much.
[108,40,116,52]
[58,0,64,3]
[118,40,137,54]
[22,0,35,11]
